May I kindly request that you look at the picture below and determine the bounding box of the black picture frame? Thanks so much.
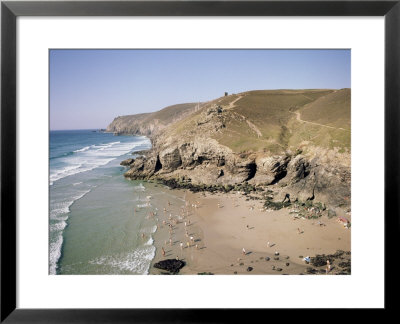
[1,0,399,321]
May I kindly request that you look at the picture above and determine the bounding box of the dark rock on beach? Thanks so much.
[310,254,331,267]
[153,259,185,274]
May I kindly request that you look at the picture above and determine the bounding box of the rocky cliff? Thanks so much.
[115,89,351,208]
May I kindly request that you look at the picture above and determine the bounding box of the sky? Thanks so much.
[50,49,351,130]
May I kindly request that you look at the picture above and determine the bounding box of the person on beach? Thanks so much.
[162,247,166,257]
[187,242,190,248]
[297,228,302,234]
[326,260,331,274]
[180,242,183,250]
[169,238,172,246]
[141,233,145,239]
[190,236,194,243]
[242,248,246,256]
[267,241,270,247]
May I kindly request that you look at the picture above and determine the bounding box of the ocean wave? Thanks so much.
[73,146,90,153]
[50,220,67,232]
[49,234,63,275]
[50,139,147,185]
[50,151,74,160]
[49,158,115,185]
[50,164,83,184]
[49,188,92,275]
[88,246,155,274]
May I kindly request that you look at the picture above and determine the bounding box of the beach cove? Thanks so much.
[149,188,351,275]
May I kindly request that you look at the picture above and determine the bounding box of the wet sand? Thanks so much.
[150,189,350,275]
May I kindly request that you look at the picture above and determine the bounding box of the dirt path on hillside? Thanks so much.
[292,111,349,131]
[226,95,243,109]
[226,95,263,138]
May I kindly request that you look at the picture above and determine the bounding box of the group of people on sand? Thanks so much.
[155,193,203,262]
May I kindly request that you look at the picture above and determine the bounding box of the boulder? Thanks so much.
[153,259,185,274]
[120,158,134,166]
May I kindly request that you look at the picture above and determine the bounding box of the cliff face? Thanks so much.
[117,89,351,208]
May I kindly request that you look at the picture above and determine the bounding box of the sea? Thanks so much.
[49,129,182,275]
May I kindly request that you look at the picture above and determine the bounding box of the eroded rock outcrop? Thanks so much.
[123,139,350,208]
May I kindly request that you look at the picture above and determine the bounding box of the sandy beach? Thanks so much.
[150,189,351,275]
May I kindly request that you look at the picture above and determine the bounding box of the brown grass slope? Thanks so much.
[161,89,350,154]
[288,89,351,151]
[106,102,198,135]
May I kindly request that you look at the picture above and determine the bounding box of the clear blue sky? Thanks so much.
[50,49,350,130]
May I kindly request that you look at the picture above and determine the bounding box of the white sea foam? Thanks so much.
[88,246,155,274]
[50,220,67,232]
[49,234,63,275]
[49,188,92,275]
[49,158,115,185]
[137,203,151,208]
[73,146,90,153]
[50,139,149,185]
[144,237,154,246]
[50,189,92,220]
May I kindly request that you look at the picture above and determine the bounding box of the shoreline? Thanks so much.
[149,187,351,275]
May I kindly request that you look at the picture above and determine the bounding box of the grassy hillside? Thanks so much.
[106,102,198,135]
[288,89,351,151]
[147,103,199,125]
[162,89,350,154]
[299,88,350,129]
